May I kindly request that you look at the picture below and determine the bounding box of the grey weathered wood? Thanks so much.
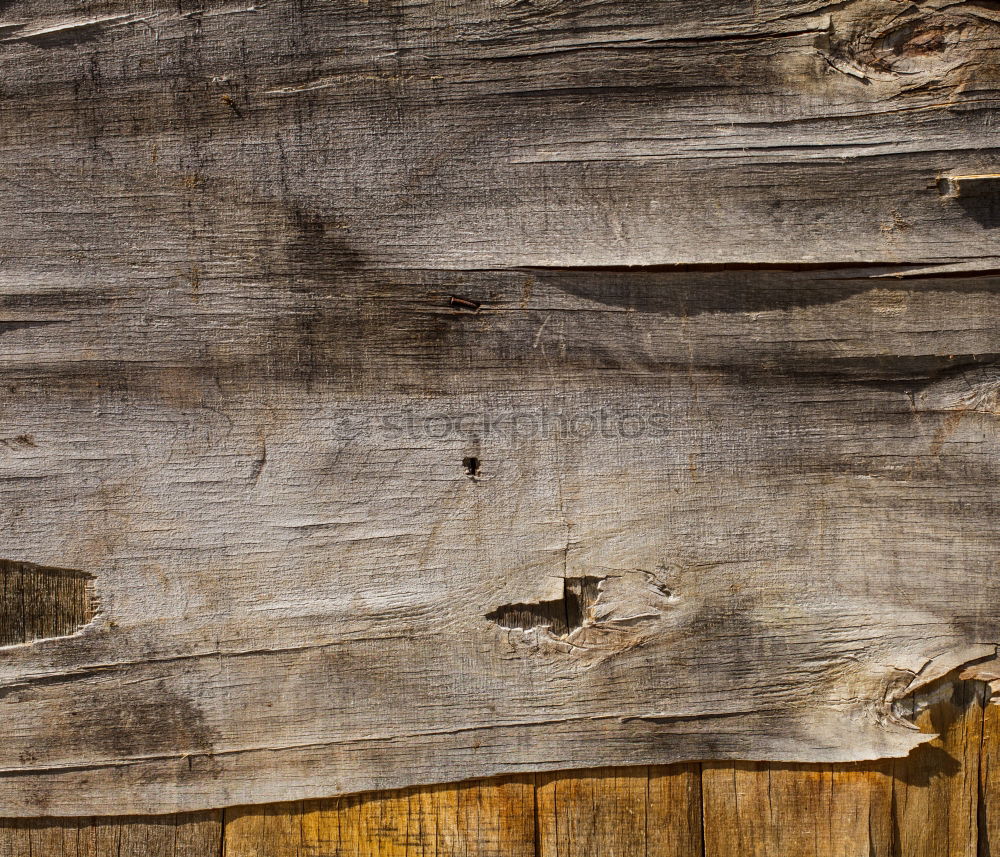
[0,0,999,816]
[0,265,999,813]
[3,0,1000,269]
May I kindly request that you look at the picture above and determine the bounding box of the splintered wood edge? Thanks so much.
[938,174,1000,198]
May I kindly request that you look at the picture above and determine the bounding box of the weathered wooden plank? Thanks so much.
[0,559,93,646]
[0,267,999,811]
[223,803,303,857]
[700,675,991,857]
[0,561,222,854]
[86,812,223,857]
[536,768,652,857]
[0,548,987,855]
[223,767,701,857]
[0,812,223,857]
[646,765,705,857]
[980,697,1000,855]
[1,0,1000,816]
[2,0,1000,268]
[702,761,893,857]
[890,677,987,857]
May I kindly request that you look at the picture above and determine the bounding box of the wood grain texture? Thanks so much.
[73,683,995,857]
[223,777,537,857]
[536,766,703,857]
[980,697,1000,855]
[890,678,987,857]
[0,559,93,646]
[0,813,222,857]
[0,561,224,856]
[4,0,1000,269]
[702,761,893,856]
[9,534,1000,855]
[4,262,1000,812]
[0,673,993,856]
[700,677,992,857]
[3,0,1000,817]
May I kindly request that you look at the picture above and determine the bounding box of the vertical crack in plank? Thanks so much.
[703,760,895,855]
[533,775,542,857]
[537,767,702,857]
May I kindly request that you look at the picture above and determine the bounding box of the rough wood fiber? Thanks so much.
[0,563,224,854]
[702,760,894,857]
[5,0,1000,269]
[0,560,93,646]
[535,766,703,857]
[5,262,1000,813]
[8,555,998,856]
[980,699,1000,854]
[3,0,1000,817]
[699,677,992,857]
[224,777,537,857]
[0,541,985,857]
[212,682,1000,856]
[890,678,986,857]
[2,719,989,855]
[0,813,224,857]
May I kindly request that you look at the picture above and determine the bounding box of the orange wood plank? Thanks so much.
[535,765,702,857]
[0,812,222,857]
[891,678,987,857]
[224,776,535,857]
[701,761,893,857]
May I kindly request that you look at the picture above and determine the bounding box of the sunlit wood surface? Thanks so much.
[0,680,993,856]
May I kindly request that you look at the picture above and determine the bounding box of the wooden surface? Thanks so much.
[6,0,1000,269]
[5,263,1000,812]
[2,564,998,854]
[5,0,1000,820]
[0,687,994,855]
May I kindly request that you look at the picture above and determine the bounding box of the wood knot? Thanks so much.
[821,0,993,82]
[487,569,679,666]
[868,18,965,70]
